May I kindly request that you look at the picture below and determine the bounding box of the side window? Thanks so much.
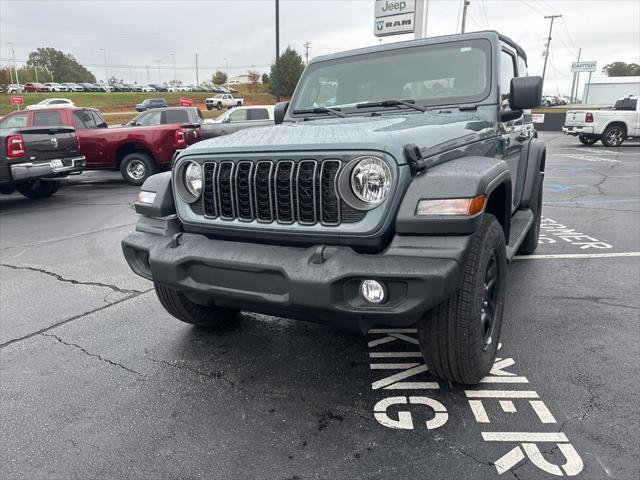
[196,109,204,121]
[229,109,248,122]
[500,50,516,111]
[137,110,162,126]
[73,111,97,129]
[91,112,108,128]
[247,108,269,121]
[0,113,28,129]
[51,100,67,105]
[33,111,63,127]
[163,110,189,124]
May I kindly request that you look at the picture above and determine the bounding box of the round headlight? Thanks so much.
[350,157,391,204]
[184,162,202,197]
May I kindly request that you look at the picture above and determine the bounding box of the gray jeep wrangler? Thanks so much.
[122,31,545,385]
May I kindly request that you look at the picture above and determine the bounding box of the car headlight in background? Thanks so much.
[350,156,391,204]
[184,161,202,197]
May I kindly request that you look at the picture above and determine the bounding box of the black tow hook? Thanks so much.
[168,232,183,249]
[403,143,429,176]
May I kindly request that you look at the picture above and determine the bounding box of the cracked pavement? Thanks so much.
[1,136,639,479]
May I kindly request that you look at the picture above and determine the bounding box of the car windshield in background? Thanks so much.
[614,97,637,110]
[291,39,491,114]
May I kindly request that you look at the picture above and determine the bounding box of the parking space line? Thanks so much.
[481,432,568,442]
[514,252,640,260]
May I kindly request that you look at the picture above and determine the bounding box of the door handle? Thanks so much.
[516,132,530,142]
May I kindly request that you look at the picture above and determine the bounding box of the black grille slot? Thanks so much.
[296,160,317,224]
[254,161,274,222]
[200,158,356,226]
[320,160,341,225]
[203,163,217,217]
[235,161,253,221]
[217,162,235,219]
[275,161,295,223]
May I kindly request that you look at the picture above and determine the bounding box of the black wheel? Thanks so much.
[120,152,157,186]
[17,180,60,199]
[418,214,506,385]
[207,105,213,111]
[601,124,626,147]
[578,134,598,145]
[154,283,239,327]
[216,102,223,110]
[518,176,544,255]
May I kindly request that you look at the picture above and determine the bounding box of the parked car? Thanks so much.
[93,83,111,92]
[121,31,544,385]
[178,86,193,92]
[79,82,99,92]
[140,85,156,92]
[126,106,203,127]
[204,93,244,110]
[563,95,639,146]
[135,98,168,112]
[24,83,51,93]
[0,107,200,185]
[149,83,168,92]
[25,98,75,110]
[130,84,143,92]
[6,84,24,93]
[110,83,129,92]
[61,82,85,92]
[43,82,69,92]
[202,105,274,138]
[0,125,85,199]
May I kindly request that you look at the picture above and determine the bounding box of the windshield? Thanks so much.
[291,39,491,114]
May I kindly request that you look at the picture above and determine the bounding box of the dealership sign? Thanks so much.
[179,97,193,107]
[571,61,597,73]
[374,0,416,37]
[10,96,24,105]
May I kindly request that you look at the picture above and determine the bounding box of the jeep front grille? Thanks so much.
[198,159,363,226]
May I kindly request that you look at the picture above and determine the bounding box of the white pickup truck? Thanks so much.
[563,95,639,147]
[204,93,244,111]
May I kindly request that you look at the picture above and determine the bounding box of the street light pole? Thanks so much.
[170,53,176,86]
[275,0,280,102]
[99,48,108,84]
[8,42,19,86]
[195,52,199,86]
[461,0,470,33]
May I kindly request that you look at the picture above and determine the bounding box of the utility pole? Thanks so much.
[303,42,311,65]
[8,60,13,84]
[34,66,38,83]
[156,60,162,83]
[170,53,176,85]
[541,14,562,88]
[195,52,199,85]
[146,66,150,84]
[8,42,19,86]
[275,0,281,102]
[569,48,581,103]
[99,48,108,84]
[461,0,470,33]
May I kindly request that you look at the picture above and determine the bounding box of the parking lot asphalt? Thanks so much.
[1,132,638,480]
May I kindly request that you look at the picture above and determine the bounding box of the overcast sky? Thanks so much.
[1,0,638,95]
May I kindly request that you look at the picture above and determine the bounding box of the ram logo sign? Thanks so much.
[373,12,415,36]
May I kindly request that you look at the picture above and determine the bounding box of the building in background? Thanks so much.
[582,76,640,105]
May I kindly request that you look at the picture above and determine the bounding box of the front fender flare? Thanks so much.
[395,156,511,235]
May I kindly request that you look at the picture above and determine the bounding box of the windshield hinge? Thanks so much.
[403,143,429,176]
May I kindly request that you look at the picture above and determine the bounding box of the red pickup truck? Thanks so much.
[0,107,200,184]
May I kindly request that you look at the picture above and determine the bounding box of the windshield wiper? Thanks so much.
[355,99,427,112]
[292,106,347,118]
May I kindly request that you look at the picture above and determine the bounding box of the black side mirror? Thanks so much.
[274,101,289,125]
[509,76,543,110]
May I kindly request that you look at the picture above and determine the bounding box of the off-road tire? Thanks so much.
[154,283,239,327]
[206,105,213,111]
[601,124,626,147]
[17,180,60,199]
[120,152,157,186]
[418,214,506,384]
[517,177,543,255]
[216,102,223,110]
[578,134,598,145]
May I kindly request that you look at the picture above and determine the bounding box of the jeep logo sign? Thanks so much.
[374,0,416,37]
[375,0,415,17]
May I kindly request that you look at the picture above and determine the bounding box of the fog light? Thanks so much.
[360,279,386,304]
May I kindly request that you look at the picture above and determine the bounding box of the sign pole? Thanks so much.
[584,71,593,104]
[414,0,425,40]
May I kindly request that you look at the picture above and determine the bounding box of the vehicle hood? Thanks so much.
[183,111,497,164]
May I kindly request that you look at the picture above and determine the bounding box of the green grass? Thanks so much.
[0,91,277,116]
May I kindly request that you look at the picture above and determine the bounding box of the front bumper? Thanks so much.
[122,220,465,330]
[11,156,85,182]
[562,125,595,136]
